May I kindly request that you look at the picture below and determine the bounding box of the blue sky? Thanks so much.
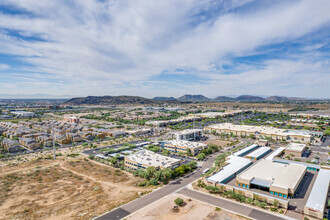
[0,0,329,98]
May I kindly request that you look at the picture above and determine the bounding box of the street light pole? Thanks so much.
[52,120,56,160]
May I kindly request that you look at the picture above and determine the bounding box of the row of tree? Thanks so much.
[132,161,197,184]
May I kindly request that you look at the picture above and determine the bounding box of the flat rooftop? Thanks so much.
[125,150,180,168]
[233,144,259,156]
[246,147,271,158]
[175,129,202,135]
[238,160,306,190]
[286,143,306,152]
[165,140,206,149]
[305,169,330,212]
[207,156,252,184]
[206,123,311,137]
[265,147,285,160]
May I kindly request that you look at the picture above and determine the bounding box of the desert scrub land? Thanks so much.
[0,156,151,220]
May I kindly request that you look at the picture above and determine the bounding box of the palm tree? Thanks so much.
[146,166,156,179]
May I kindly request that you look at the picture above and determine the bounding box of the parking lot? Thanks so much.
[289,171,318,212]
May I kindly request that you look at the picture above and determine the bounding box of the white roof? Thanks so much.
[246,147,271,158]
[125,150,180,168]
[238,160,306,190]
[206,123,311,138]
[285,143,306,152]
[305,169,330,212]
[265,147,285,160]
[206,156,251,183]
[234,144,259,156]
[166,140,207,149]
[175,129,202,135]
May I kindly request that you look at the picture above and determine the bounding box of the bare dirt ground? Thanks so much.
[0,155,151,220]
[127,194,248,220]
[203,139,232,147]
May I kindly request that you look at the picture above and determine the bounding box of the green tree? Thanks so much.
[196,153,206,161]
[110,157,118,167]
[149,178,158,185]
[146,166,157,179]
[174,198,184,206]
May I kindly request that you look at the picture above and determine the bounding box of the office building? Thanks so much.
[124,150,180,170]
[236,160,306,198]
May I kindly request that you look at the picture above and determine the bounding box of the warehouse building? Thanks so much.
[233,144,259,157]
[206,156,252,184]
[204,123,313,143]
[162,140,207,156]
[285,143,306,157]
[273,158,320,171]
[304,169,330,219]
[245,147,271,161]
[265,147,285,160]
[236,160,306,198]
[124,150,180,170]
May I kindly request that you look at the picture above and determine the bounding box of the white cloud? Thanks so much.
[0,64,10,70]
[0,0,329,98]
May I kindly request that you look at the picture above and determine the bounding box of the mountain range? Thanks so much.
[64,94,313,105]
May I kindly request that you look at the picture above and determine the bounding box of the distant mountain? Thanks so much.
[178,94,210,102]
[236,95,264,101]
[153,96,177,101]
[65,95,186,105]
[266,96,309,101]
[213,96,236,101]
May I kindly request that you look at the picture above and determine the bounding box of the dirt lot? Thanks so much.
[0,155,151,220]
[127,194,248,220]
[203,139,232,147]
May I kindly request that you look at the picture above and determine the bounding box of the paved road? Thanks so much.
[178,188,285,220]
[96,140,252,220]
[96,150,223,220]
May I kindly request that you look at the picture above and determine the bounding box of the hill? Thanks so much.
[152,97,177,101]
[266,96,308,101]
[213,96,236,101]
[65,96,185,105]
[178,94,210,102]
[236,95,264,101]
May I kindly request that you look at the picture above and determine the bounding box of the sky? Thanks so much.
[0,0,330,99]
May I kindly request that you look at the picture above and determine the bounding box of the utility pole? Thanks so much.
[52,120,56,160]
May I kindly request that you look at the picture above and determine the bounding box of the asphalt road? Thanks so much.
[178,188,285,220]
[96,140,253,220]
[96,150,221,220]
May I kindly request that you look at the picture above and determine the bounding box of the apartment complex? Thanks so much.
[204,123,317,143]
[236,160,306,199]
[124,150,180,170]
[162,140,207,156]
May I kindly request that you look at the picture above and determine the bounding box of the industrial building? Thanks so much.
[162,140,207,156]
[206,156,252,184]
[233,144,259,157]
[265,147,285,160]
[304,169,330,219]
[245,147,271,161]
[285,143,306,157]
[204,123,315,143]
[124,150,180,170]
[236,160,306,198]
[173,129,203,141]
